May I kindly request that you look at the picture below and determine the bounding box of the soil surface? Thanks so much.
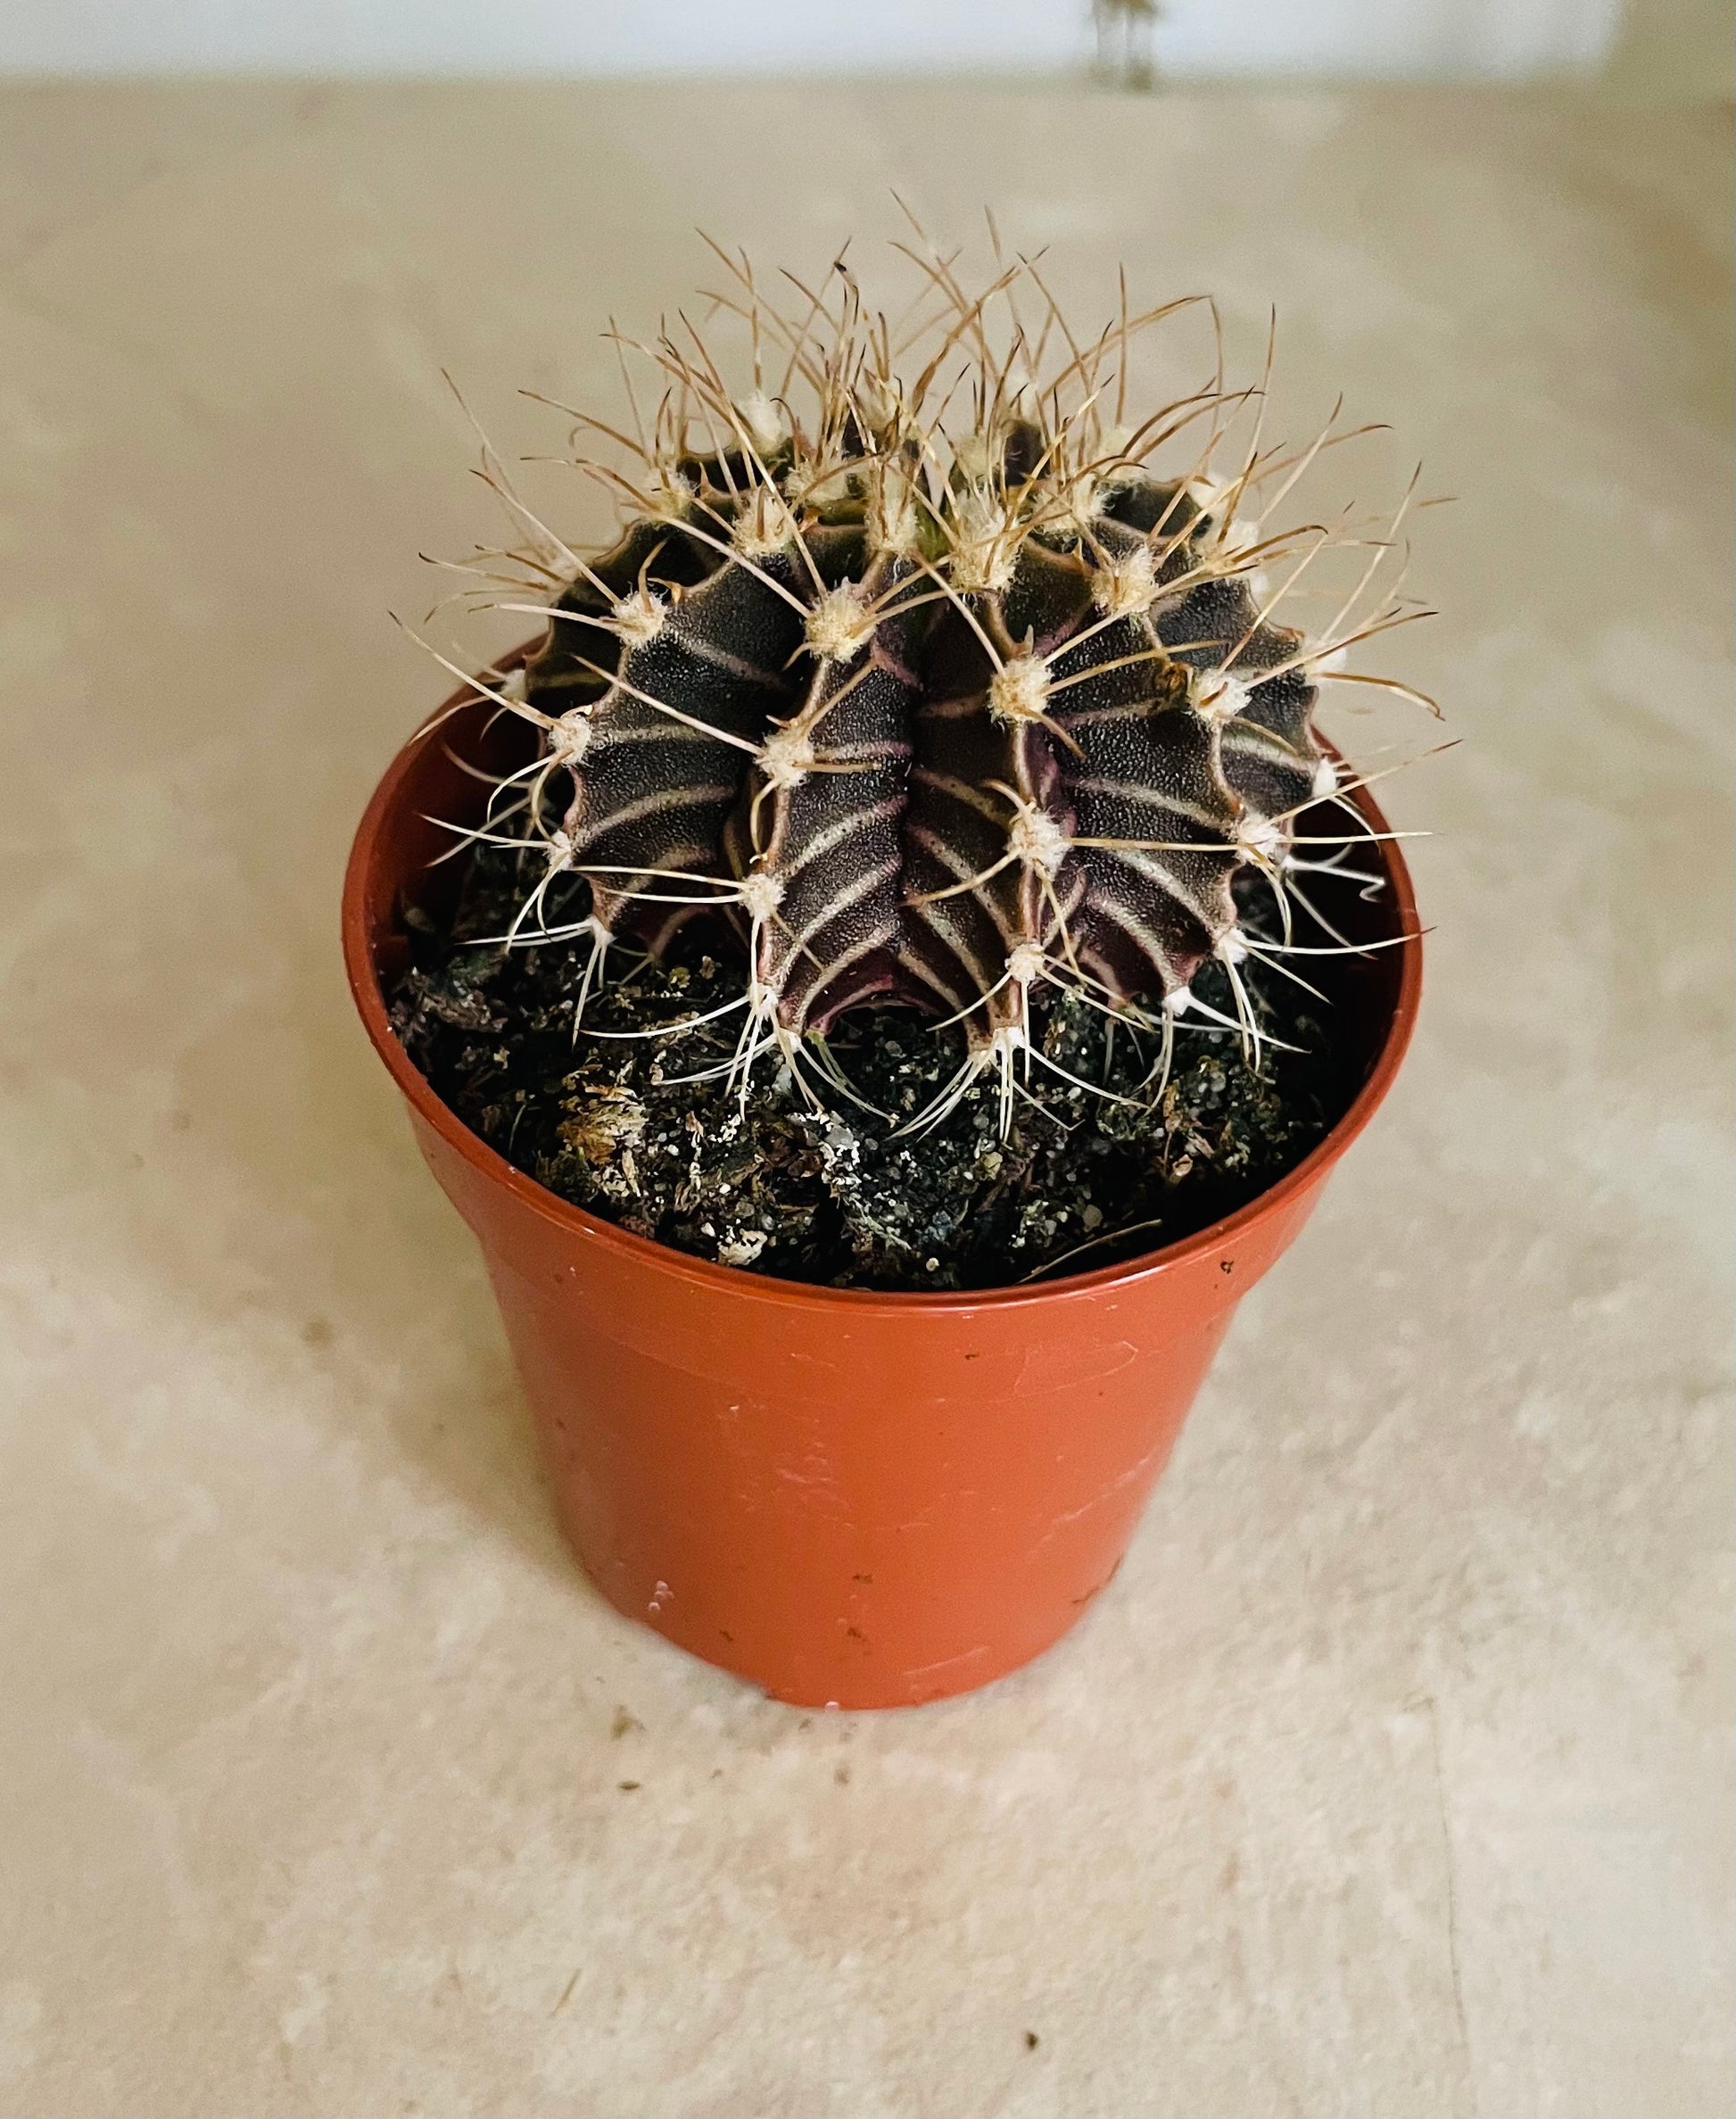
[389,843,1363,1291]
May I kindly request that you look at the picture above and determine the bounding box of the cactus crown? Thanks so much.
[432,233,1425,1135]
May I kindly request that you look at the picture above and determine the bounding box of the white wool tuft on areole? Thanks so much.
[731,484,794,557]
[866,464,921,555]
[649,466,696,521]
[1095,423,1144,493]
[988,654,1052,726]
[738,391,788,458]
[788,453,855,510]
[1051,472,1106,536]
[855,372,902,440]
[1005,803,1071,880]
[1195,671,1254,724]
[952,431,996,484]
[1006,939,1048,988]
[1091,543,1158,618]
[736,868,785,922]
[548,708,592,768]
[950,488,1020,592]
[1236,811,1286,863]
[804,583,878,665]
[611,586,667,647]
[758,722,817,790]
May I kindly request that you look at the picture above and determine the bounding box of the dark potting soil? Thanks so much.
[388,841,1362,1292]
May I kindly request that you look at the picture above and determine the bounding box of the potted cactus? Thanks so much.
[344,239,1424,1707]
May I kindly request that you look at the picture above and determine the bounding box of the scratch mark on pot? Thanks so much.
[1013,1338,1139,1395]
[903,1643,994,1682]
[1028,1445,1168,1550]
[786,1351,847,1378]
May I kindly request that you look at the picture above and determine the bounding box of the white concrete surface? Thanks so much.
[0,79,1729,2119]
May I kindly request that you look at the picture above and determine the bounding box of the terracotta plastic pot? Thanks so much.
[343,669,1421,1708]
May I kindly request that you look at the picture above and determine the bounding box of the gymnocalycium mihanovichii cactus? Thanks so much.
[420,236,1431,1138]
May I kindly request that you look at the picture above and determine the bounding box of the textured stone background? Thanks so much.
[0,82,1729,2119]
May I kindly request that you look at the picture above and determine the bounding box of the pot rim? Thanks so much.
[343,688,1422,1315]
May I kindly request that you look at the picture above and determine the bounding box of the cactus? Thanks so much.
[432,239,1422,1136]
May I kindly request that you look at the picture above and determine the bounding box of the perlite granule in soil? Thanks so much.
[388,840,1361,1292]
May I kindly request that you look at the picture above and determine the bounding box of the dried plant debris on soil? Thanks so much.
[390,843,1360,1292]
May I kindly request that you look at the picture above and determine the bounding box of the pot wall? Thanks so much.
[411,1104,1327,1704]
[345,679,1419,1708]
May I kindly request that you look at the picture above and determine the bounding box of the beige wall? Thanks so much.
[1603,0,1736,97]
[3,0,1730,91]
[0,0,1633,81]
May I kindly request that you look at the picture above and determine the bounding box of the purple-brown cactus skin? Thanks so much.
[432,243,1425,1129]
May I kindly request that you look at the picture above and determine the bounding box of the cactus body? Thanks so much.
[455,252,1395,1128]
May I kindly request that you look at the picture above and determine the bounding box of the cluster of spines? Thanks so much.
[422,231,1429,1131]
